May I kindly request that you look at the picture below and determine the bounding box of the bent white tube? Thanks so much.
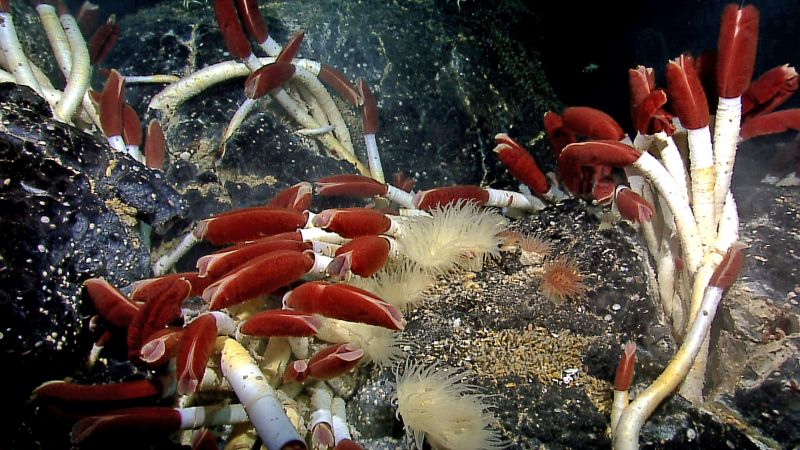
[220,338,304,450]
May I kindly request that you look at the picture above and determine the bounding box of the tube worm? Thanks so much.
[87,14,118,65]
[99,69,127,153]
[413,185,487,210]
[614,186,655,223]
[71,404,250,445]
[740,109,800,140]
[307,343,364,380]
[494,133,552,198]
[177,314,218,395]
[83,278,139,328]
[667,54,715,245]
[309,383,335,447]
[0,1,44,95]
[284,281,406,330]
[193,206,308,245]
[243,61,295,99]
[559,140,702,272]
[241,309,322,337]
[234,0,281,56]
[315,174,415,209]
[713,4,758,229]
[122,103,144,162]
[33,378,160,404]
[126,276,191,359]
[220,338,307,449]
[283,359,309,383]
[358,78,385,183]
[319,64,362,106]
[139,327,183,366]
[312,208,397,238]
[197,239,310,279]
[742,64,798,118]
[276,30,304,63]
[144,119,166,169]
[214,0,260,70]
[610,342,636,433]
[267,181,313,210]
[203,250,314,310]
[542,111,575,158]
[614,243,745,450]
[327,235,394,279]
[76,1,99,37]
[560,106,626,141]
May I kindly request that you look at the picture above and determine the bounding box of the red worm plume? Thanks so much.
[315,174,387,197]
[76,1,100,37]
[144,119,166,169]
[412,185,488,210]
[614,342,636,391]
[99,69,124,137]
[234,0,268,44]
[240,309,322,337]
[196,239,310,279]
[494,133,550,196]
[709,242,747,289]
[204,250,313,310]
[666,55,710,129]
[71,407,182,445]
[139,327,183,366]
[742,64,799,118]
[88,14,119,66]
[243,61,295,99]
[307,343,364,380]
[267,181,313,210]
[121,104,142,147]
[716,4,759,99]
[214,0,252,60]
[561,106,625,141]
[0,0,10,13]
[312,208,392,237]
[557,141,640,194]
[542,111,576,158]
[615,186,655,223]
[284,282,406,330]
[83,278,139,329]
[126,277,191,359]
[33,379,160,403]
[276,30,305,64]
[177,314,218,395]
[194,206,307,245]
[328,235,391,278]
[319,64,362,106]
[740,109,800,140]
[358,78,378,135]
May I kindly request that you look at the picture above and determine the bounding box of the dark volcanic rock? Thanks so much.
[0,84,184,447]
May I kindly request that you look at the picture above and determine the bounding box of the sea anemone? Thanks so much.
[391,361,506,450]
[397,201,507,274]
[538,255,587,303]
[348,261,435,311]
[518,232,552,266]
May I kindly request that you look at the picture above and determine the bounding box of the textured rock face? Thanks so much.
[0,83,185,445]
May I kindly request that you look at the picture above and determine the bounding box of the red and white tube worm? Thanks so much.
[614,243,746,450]
[315,174,415,209]
[666,54,714,246]
[358,78,385,183]
[233,0,281,56]
[214,0,261,70]
[284,281,406,330]
[220,338,305,450]
[713,4,758,229]
[99,69,127,153]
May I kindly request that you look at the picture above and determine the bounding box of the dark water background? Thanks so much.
[71,0,800,134]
